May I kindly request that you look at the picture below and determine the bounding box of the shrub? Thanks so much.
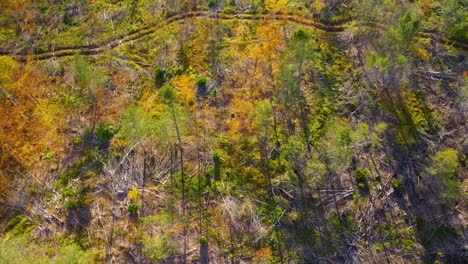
[212,151,223,181]
[428,148,461,206]
[4,216,25,233]
[354,168,370,184]
[65,200,79,209]
[72,137,82,145]
[390,178,402,190]
[96,122,117,147]
[159,85,176,105]
[354,168,370,194]
[154,67,166,87]
[128,203,139,214]
[199,236,208,244]
[63,13,74,26]
[37,3,49,13]
[142,233,176,262]
[128,187,141,201]
[196,77,207,88]
[208,0,217,9]
[54,243,94,263]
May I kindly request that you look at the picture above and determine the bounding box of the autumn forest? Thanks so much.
[0,0,466,263]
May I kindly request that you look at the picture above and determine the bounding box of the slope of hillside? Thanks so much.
[0,0,466,263]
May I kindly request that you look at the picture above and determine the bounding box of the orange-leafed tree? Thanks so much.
[0,57,66,187]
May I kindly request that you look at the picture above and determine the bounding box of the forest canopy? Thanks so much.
[0,0,466,263]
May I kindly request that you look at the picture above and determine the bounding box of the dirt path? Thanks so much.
[0,11,349,61]
[0,10,465,62]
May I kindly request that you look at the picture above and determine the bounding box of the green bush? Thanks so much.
[440,0,468,42]
[159,85,177,105]
[53,243,94,264]
[390,178,402,190]
[0,236,94,264]
[63,13,74,26]
[58,156,94,185]
[196,76,207,88]
[354,168,371,194]
[354,168,370,184]
[96,122,118,147]
[128,203,139,214]
[428,148,461,206]
[37,3,49,13]
[59,168,79,185]
[4,216,27,233]
[212,151,223,181]
[72,137,82,145]
[199,236,208,244]
[65,200,79,209]
[43,151,55,160]
[142,233,177,262]
[154,67,166,87]
[62,185,75,198]
[208,0,217,9]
